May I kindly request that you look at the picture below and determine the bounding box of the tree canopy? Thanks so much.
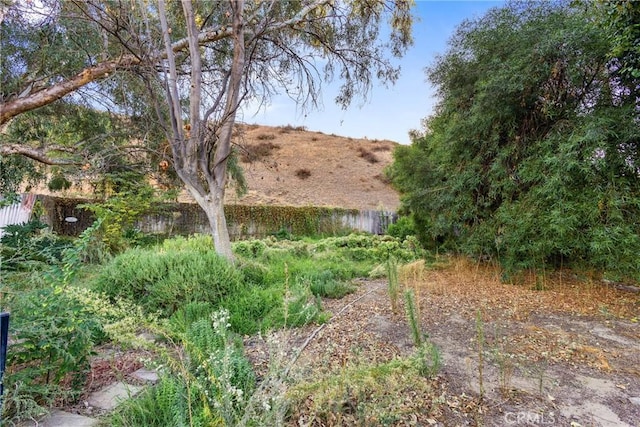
[389,1,640,279]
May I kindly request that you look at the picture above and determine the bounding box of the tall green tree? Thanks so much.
[389,1,640,278]
[1,0,414,261]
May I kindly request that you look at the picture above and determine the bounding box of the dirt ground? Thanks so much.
[67,257,640,426]
[246,257,640,427]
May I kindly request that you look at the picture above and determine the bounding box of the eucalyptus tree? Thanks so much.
[1,0,415,260]
[0,1,171,196]
[389,2,640,278]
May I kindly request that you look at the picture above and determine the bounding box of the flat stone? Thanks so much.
[87,382,143,411]
[629,397,640,406]
[131,368,159,384]
[18,409,98,427]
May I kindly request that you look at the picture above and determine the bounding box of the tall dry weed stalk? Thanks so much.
[386,258,400,313]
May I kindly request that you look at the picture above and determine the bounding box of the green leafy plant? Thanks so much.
[386,215,416,240]
[0,218,71,272]
[107,309,255,426]
[81,180,173,253]
[2,287,99,422]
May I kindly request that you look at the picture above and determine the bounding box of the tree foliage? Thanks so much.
[596,0,640,80]
[389,2,640,279]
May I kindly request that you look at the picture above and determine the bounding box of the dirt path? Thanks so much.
[268,259,640,426]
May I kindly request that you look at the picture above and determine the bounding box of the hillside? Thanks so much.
[35,124,402,212]
[219,124,401,211]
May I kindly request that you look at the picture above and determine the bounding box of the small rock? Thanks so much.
[629,397,640,406]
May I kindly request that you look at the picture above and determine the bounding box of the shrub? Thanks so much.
[278,124,306,133]
[93,239,244,317]
[386,215,416,240]
[0,219,71,271]
[80,183,168,254]
[241,141,280,162]
[233,239,267,258]
[303,271,357,299]
[357,146,379,163]
[256,133,276,140]
[295,168,312,180]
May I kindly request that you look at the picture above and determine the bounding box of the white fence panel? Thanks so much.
[0,194,35,238]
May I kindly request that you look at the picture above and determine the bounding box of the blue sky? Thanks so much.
[243,1,505,145]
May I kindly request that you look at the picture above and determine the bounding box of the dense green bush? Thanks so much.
[386,215,416,240]
[389,2,640,280]
[93,239,244,317]
[302,271,357,299]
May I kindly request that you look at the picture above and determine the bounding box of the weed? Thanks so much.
[475,310,485,400]
[492,339,516,396]
[404,289,422,347]
[303,270,357,299]
[415,341,442,378]
[386,257,400,313]
[288,357,440,425]
[108,309,255,426]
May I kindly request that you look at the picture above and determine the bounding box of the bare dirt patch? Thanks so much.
[250,257,640,426]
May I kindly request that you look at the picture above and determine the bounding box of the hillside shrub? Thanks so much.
[295,168,312,179]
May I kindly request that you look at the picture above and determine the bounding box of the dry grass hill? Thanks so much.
[218,124,401,211]
[37,124,402,211]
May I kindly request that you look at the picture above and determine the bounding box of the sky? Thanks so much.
[242,1,505,145]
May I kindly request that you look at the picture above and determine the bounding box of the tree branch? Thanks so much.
[0,144,83,166]
[0,23,234,126]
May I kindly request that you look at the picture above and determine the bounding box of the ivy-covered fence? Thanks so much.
[38,195,397,238]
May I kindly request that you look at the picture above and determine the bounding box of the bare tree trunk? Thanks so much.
[205,191,234,261]
[187,185,234,261]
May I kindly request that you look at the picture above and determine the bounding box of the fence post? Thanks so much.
[0,312,9,411]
